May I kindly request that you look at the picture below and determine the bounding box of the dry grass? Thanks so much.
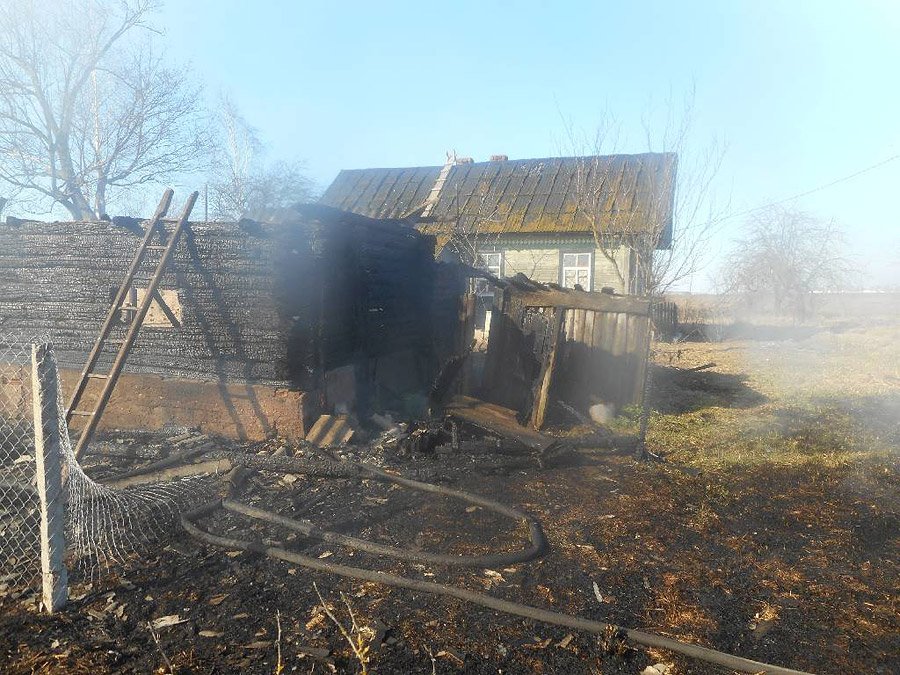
[648,313,900,470]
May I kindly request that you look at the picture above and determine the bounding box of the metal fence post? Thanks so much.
[31,343,68,612]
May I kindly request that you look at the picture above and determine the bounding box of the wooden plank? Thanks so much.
[516,289,650,315]
[573,309,586,344]
[611,313,628,356]
[481,288,509,401]
[459,294,477,393]
[445,395,555,452]
[632,315,651,406]
[530,308,566,430]
[625,312,637,354]
[306,414,355,447]
[591,310,604,347]
[583,310,595,346]
[600,312,616,351]
[565,308,575,340]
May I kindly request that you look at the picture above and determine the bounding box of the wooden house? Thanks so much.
[320,153,677,297]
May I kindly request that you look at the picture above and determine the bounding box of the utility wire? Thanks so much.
[712,152,900,225]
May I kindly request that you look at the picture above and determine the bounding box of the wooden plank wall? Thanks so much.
[0,206,457,396]
[557,307,650,411]
[482,294,560,415]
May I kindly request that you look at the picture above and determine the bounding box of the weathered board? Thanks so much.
[444,394,556,452]
[480,281,650,426]
[554,307,651,411]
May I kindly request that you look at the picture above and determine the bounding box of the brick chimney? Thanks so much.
[455,157,474,165]
[490,154,508,162]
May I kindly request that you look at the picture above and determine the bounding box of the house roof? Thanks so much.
[319,153,677,244]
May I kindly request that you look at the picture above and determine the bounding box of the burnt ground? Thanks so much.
[1,326,899,674]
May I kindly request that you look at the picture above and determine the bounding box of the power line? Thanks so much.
[713,152,900,225]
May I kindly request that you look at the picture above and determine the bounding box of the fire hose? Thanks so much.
[166,454,815,675]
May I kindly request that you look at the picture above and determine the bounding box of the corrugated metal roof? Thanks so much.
[319,153,676,242]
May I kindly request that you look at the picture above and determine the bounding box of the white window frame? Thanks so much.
[474,251,502,296]
[560,251,593,291]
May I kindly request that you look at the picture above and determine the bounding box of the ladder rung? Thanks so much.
[86,373,109,379]
[120,304,138,311]
[146,245,168,250]
[70,410,95,417]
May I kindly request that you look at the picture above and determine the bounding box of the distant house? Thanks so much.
[320,153,677,295]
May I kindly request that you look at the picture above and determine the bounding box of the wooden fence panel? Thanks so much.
[555,308,650,411]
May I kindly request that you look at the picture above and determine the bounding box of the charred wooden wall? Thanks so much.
[0,204,454,394]
[0,218,293,384]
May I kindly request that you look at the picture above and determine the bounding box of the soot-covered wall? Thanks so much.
[0,204,442,391]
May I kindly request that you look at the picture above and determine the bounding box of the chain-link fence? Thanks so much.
[0,335,68,611]
[0,335,43,588]
[1,333,215,611]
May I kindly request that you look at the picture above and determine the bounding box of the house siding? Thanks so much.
[502,248,560,285]
[593,247,630,293]
[484,241,630,293]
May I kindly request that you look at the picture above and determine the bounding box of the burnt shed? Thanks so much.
[476,275,651,428]
[0,204,462,437]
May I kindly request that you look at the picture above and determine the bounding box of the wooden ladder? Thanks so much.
[66,189,199,459]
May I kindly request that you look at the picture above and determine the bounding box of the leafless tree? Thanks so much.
[208,96,261,220]
[445,192,503,267]
[566,91,727,296]
[0,0,209,220]
[439,168,506,297]
[722,206,852,320]
[208,96,314,220]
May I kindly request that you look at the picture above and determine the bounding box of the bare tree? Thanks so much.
[445,190,503,267]
[208,96,314,220]
[438,168,506,298]
[0,0,209,220]
[723,206,852,320]
[247,160,314,214]
[208,96,261,220]
[566,91,727,296]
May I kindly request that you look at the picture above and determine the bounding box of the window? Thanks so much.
[474,251,502,296]
[561,252,592,291]
[138,288,182,328]
[117,286,182,328]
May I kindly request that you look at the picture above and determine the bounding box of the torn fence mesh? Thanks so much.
[1,336,217,585]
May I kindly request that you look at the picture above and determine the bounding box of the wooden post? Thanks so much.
[458,294,476,394]
[530,308,566,430]
[31,344,68,613]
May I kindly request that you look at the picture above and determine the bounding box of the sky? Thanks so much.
[102,2,900,289]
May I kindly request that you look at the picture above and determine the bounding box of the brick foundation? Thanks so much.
[2,364,311,441]
[59,370,312,441]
